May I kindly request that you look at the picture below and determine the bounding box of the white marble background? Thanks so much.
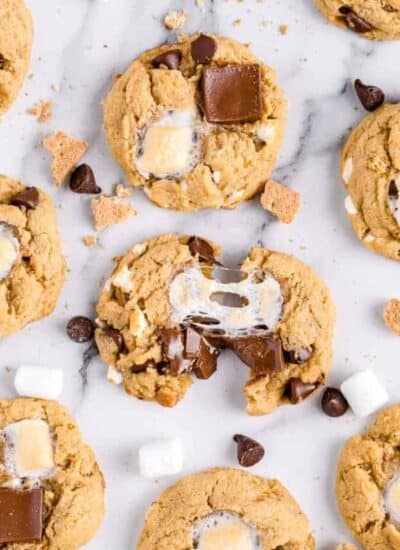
[1,0,400,548]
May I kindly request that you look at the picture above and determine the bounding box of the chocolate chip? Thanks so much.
[66,316,94,343]
[201,64,262,124]
[191,34,216,65]
[151,49,182,70]
[188,236,216,264]
[0,488,44,543]
[229,335,285,374]
[286,378,319,404]
[0,54,6,71]
[339,7,373,33]
[102,327,124,352]
[389,180,399,199]
[233,434,265,467]
[354,79,385,112]
[160,327,193,376]
[11,187,39,210]
[70,164,101,194]
[321,387,349,417]
[284,347,312,365]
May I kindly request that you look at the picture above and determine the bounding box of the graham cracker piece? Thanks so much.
[43,131,88,186]
[383,299,400,336]
[27,100,53,123]
[261,179,300,224]
[164,10,187,30]
[91,196,137,231]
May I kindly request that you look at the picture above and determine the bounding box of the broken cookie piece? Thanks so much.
[91,195,137,231]
[43,131,88,186]
[261,179,300,224]
[383,298,400,336]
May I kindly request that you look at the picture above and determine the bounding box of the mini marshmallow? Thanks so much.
[340,369,389,418]
[107,365,123,385]
[112,264,133,292]
[384,472,400,526]
[344,196,357,215]
[138,438,183,479]
[256,123,275,144]
[342,157,353,184]
[14,366,63,400]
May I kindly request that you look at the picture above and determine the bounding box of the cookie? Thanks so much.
[0,177,66,337]
[0,0,33,114]
[336,404,400,549]
[315,0,400,40]
[340,103,400,260]
[103,33,287,211]
[0,398,105,547]
[137,467,315,549]
[95,233,335,415]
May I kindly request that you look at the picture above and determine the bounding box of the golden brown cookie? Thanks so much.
[0,0,33,114]
[341,103,400,260]
[0,398,105,548]
[0,177,66,337]
[95,233,335,415]
[103,33,287,211]
[137,468,315,549]
[336,404,400,549]
[315,0,400,40]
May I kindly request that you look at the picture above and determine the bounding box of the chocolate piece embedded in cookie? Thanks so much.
[191,34,216,65]
[339,7,374,33]
[11,186,39,210]
[151,49,182,70]
[228,335,285,374]
[0,488,43,543]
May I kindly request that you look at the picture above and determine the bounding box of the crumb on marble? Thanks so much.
[383,299,400,336]
[91,195,137,231]
[164,10,187,30]
[27,100,53,123]
[43,131,88,186]
[261,179,301,224]
[114,183,132,198]
[233,18,243,26]
[83,235,97,247]
[194,0,204,8]
[279,24,288,35]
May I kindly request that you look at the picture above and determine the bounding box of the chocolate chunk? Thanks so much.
[188,236,216,264]
[321,387,349,417]
[286,378,319,404]
[160,327,193,376]
[284,347,312,365]
[69,164,101,194]
[201,64,262,124]
[102,327,124,352]
[0,488,43,543]
[0,54,6,70]
[191,34,216,65]
[229,335,284,374]
[151,49,182,70]
[233,434,265,467]
[11,187,39,210]
[66,316,94,343]
[354,79,385,112]
[389,180,399,199]
[189,330,219,380]
[339,7,373,33]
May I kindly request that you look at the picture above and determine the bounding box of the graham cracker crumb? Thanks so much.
[164,10,187,30]
[261,180,301,224]
[233,18,243,26]
[43,131,88,186]
[83,235,97,247]
[383,299,400,336]
[114,183,132,198]
[27,100,53,123]
[91,195,137,231]
[279,24,288,35]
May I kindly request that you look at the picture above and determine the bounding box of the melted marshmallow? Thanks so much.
[0,224,19,280]
[384,471,400,526]
[192,512,261,550]
[388,177,400,226]
[342,157,353,184]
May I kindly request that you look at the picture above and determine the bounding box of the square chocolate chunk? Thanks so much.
[0,488,43,543]
[201,64,262,124]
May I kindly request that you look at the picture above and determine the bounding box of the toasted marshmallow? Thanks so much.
[192,512,261,550]
[342,157,353,184]
[138,438,183,479]
[3,419,55,479]
[135,110,201,179]
[0,224,19,280]
[169,267,282,336]
[340,369,389,418]
[129,307,148,338]
[112,264,133,292]
[384,472,400,526]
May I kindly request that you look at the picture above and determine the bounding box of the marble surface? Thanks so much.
[1,0,400,548]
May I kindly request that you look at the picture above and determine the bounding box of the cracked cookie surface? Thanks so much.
[341,104,400,260]
[336,405,400,549]
[95,233,335,415]
[0,177,66,337]
[103,33,287,211]
[137,467,315,549]
[0,0,33,114]
[0,398,105,549]
[315,0,400,40]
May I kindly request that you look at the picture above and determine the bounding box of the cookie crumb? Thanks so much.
[83,235,97,247]
[279,24,288,35]
[27,100,53,123]
[114,183,132,198]
[43,131,88,186]
[336,545,357,550]
[164,10,187,30]
[233,18,243,26]
[91,195,137,231]
[383,299,400,336]
[261,179,301,224]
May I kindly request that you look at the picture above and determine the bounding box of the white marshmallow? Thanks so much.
[340,369,389,418]
[14,366,63,400]
[192,511,261,550]
[138,438,183,479]
[112,264,133,292]
[384,471,400,526]
[342,157,353,184]
[344,196,357,215]
[256,124,275,143]
[107,365,123,385]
